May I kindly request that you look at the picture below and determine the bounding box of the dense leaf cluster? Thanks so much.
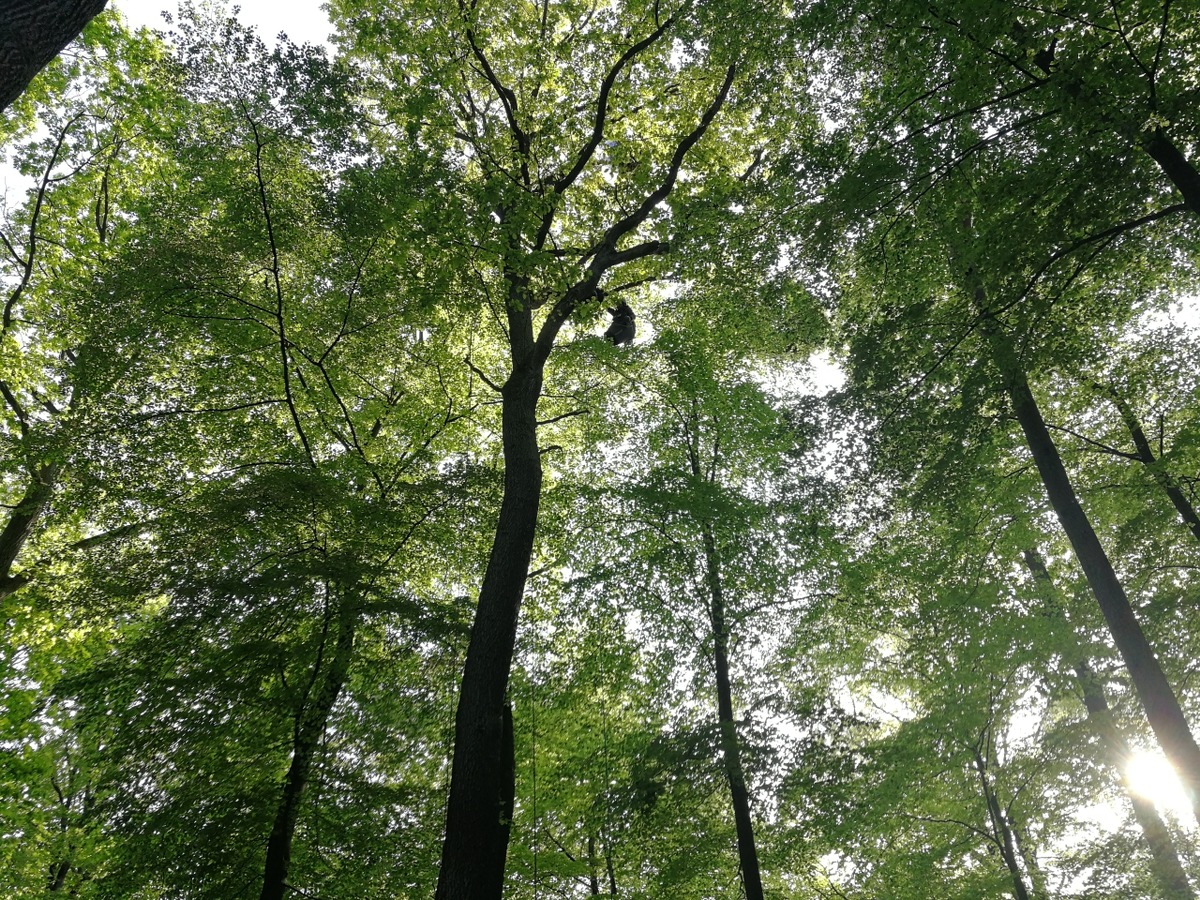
[3,1,1200,898]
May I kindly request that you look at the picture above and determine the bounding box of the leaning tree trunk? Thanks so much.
[0,463,60,598]
[1099,385,1200,544]
[0,0,108,111]
[976,308,1200,822]
[259,592,357,900]
[1023,550,1195,899]
[1075,661,1196,899]
[436,339,543,900]
[1142,129,1200,218]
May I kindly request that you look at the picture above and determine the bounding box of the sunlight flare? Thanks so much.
[1127,751,1191,818]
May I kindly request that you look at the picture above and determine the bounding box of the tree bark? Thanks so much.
[1142,129,1200,218]
[259,592,357,900]
[0,0,108,111]
[588,835,602,896]
[1100,385,1200,544]
[434,42,733,897]
[1023,550,1195,899]
[604,830,618,895]
[436,344,542,900]
[681,401,765,900]
[978,314,1200,822]
[0,463,60,599]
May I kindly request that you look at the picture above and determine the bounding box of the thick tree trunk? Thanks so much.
[47,860,70,891]
[1142,129,1200,218]
[259,594,356,900]
[0,0,107,111]
[0,463,60,599]
[973,749,1031,900]
[1100,386,1200,544]
[1023,550,1194,899]
[980,320,1200,822]
[699,525,765,900]
[437,355,543,900]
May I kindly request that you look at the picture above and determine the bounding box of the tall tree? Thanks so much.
[1024,548,1195,899]
[328,2,769,893]
[959,244,1200,822]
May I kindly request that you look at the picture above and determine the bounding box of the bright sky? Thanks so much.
[111,0,334,47]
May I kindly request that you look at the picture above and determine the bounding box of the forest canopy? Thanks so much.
[2,1,1200,898]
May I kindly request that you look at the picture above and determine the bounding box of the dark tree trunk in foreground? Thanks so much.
[1100,385,1200,545]
[694,510,764,900]
[0,0,107,111]
[0,464,58,598]
[259,592,357,900]
[1023,550,1195,899]
[977,307,1200,822]
[1143,129,1200,218]
[434,22,735,889]
[436,357,542,900]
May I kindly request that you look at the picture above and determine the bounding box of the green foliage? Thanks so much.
[4,1,1200,898]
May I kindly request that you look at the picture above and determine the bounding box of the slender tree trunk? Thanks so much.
[1010,822,1048,900]
[1142,129,1200,218]
[977,314,1200,821]
[1099,385,1200,544]
[682,399,764,899]
[588,835,601,896]
[698,524,765,900]
[1023,550,1195,899]
[0,0,108,111]
[683,400,766,900]
[259,593,357,900]
[973,749,1031,900]
[437,339,543,900]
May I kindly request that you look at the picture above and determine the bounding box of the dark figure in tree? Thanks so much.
[1033,35,1057,74]
[604,301,636,346]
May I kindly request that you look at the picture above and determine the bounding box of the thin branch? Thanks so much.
[458,0,531,184]
[0,379,30,435]
[532,63,738,364]
[1149,0,1173,93]
[1043,422,1141,460]
[249,112,316,468]
[537,408,589,427]
[4,115,81,333]
[588,63,737,265]
[464,356,503,393]
[549,7,680,197]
